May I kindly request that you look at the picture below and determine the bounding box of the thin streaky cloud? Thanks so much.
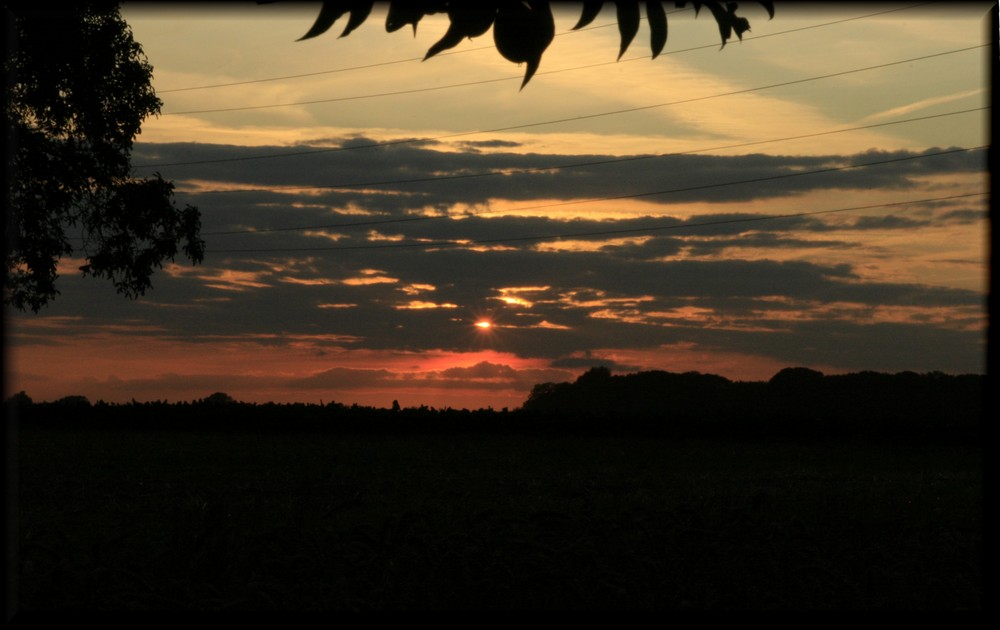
[861,88,986,122]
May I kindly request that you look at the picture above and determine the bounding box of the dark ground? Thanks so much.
[11,418,983,611]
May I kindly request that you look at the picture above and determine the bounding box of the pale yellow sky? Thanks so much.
[122,2,990,154]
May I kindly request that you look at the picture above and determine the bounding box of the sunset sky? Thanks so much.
[4,2,992,409]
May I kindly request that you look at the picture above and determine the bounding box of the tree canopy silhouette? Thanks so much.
[287,1,775,88]
[4,4,204,312]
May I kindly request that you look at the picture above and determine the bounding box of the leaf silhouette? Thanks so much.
[297,2,349,41]
[424,3,498,60]
[684,1,703,18]
[297,0,374,41]
[705,1,751,49]
[338,0,373,38]
[291,0,773,88]
[733,15,751,40]
[705,2,731,46]
[384,1,445,35]
[615,0,640,60]
[646,1,667,59]
[572,1,605,30]
[493,0,555,90]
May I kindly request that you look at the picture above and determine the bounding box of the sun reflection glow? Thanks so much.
[474,321,492,330]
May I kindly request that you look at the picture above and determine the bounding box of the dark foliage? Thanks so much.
[522,367,982,441]
[11,367,982,442]
[281,1,775,88]
[4,4,204,312]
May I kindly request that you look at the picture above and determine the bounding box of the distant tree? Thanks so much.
[5,4,204,312]
[203,392,237,405]
[5,390,33,409]
[575,365,613,385]
[281,1,775,88]
[768,366,824,390]
[523,380,573,412]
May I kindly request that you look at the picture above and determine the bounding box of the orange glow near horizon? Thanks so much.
[2,321,561,407]
[474,320,492,330]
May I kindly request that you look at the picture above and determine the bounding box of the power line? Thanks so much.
[134,43,987,169]
[205,191,987,254]
[192,107,987,205]
[447,46,987,135]
[155,7,690,93]
[156,3,928,95]
[202,146,987,244]
[163,7,951,116]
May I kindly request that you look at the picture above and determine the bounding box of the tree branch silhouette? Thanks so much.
[4,4,204,312]
[281,1,775,88]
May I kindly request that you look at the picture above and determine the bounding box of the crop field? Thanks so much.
[14,421,982,610]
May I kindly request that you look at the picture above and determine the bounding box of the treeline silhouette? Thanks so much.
[522,366,982,441]
[8,367,982,441]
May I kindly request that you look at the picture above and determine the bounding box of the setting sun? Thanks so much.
[474,321,492,330]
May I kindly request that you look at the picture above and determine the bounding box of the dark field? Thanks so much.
[14,421,982,611]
